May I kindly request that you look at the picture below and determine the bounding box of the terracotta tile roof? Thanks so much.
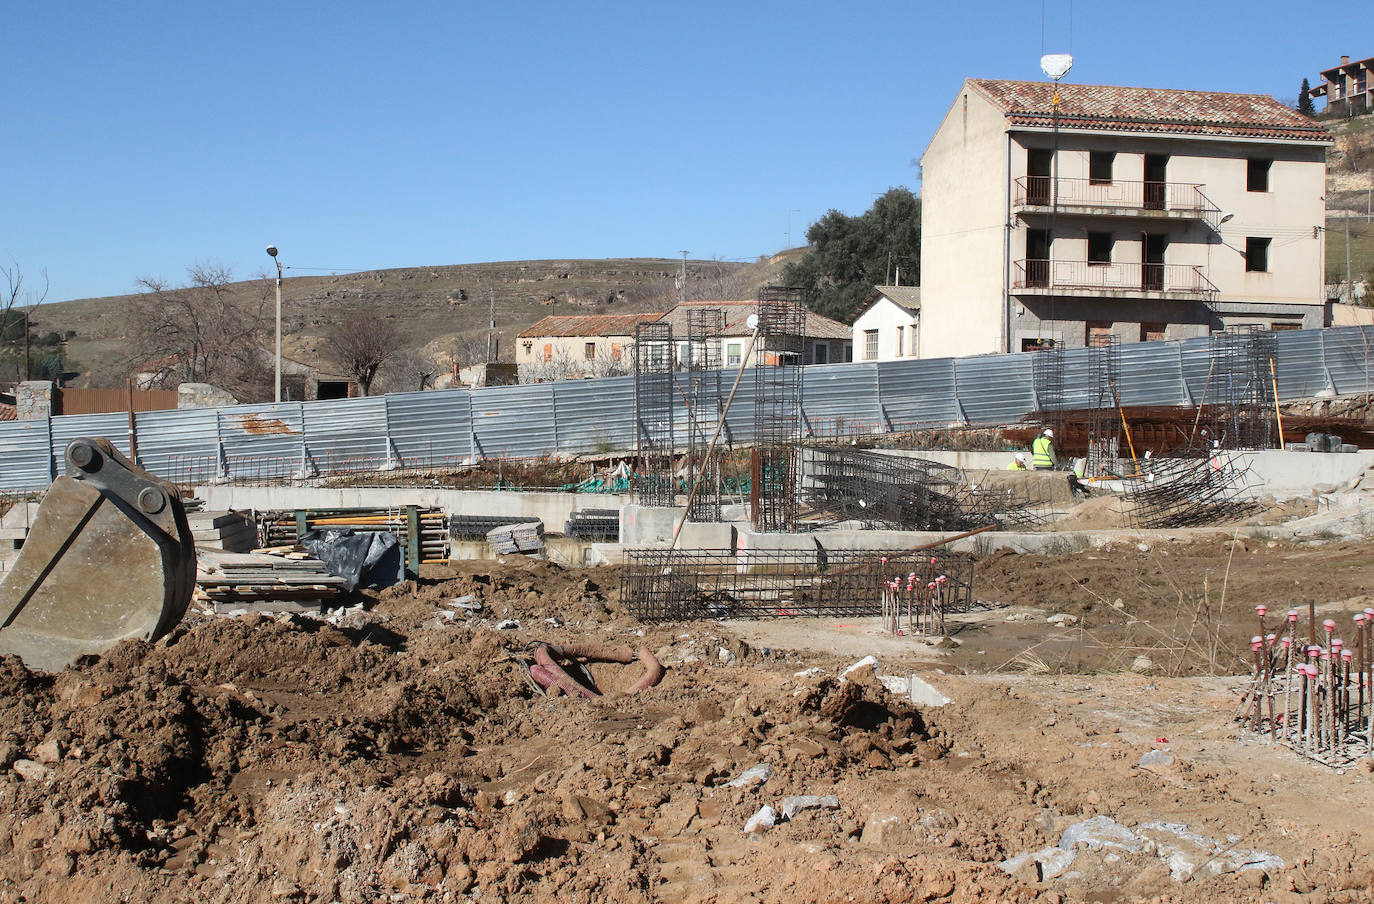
[969,79,1331,143]
[517,312,663,339]
[0,404,14,422]
[657,301,853,341]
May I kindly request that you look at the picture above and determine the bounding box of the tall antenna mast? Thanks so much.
[677,251,690,304]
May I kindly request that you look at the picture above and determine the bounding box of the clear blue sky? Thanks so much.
[5,0,1344,303]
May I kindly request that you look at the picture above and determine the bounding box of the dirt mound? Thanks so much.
[0,558,977,903]
[1051,494,1131,531]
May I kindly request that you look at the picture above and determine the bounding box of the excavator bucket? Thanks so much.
[0,437,196,673]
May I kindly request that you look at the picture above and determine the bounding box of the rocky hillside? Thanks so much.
[30,254,802,390]
[1326,115,1374,284]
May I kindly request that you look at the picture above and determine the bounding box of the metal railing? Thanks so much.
[1013,259,1219,297]
[1014,176,1218,215]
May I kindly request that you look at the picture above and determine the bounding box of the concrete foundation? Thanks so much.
[195,486,631,531]
[618,504,737,549]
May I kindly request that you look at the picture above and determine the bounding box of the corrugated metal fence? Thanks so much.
[1,325,1370,493]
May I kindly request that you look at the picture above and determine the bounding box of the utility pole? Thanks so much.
[786,209,800,249]
[677,251,690,304]
[487,288,496,362]
[1346,215,1353,304]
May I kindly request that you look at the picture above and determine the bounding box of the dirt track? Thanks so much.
[2,546,1373,903]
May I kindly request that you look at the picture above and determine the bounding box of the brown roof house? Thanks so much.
[919,78,1332,358]
[516,313,662,381]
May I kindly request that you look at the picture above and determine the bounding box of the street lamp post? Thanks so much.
[266,245,282,402]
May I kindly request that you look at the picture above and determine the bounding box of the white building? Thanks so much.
[516,313,662,379]
[851,286,920,361]
[919,79,1333,358]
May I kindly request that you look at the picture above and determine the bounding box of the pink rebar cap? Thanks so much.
[1324,619,1337,632]
[1343,649,1353,661]
[1256,605,1267,616]
[1288,609,1299,621]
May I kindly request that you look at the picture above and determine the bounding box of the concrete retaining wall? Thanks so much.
[195,486,630,530]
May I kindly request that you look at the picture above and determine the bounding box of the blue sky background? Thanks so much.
[4,0,1345,303]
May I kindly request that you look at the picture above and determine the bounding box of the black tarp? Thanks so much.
[300,529,403,592]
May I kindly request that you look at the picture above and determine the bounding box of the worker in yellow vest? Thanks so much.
[1031,428,1056,470]
[1006,452,1028,470]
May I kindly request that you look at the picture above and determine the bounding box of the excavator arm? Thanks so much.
[0,437,195,673]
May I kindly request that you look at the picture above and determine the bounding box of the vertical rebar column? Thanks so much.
[685,307,724,521]
[633,321,676,507]
[1086,333,1120,477]
[752,287,806,532]
[1206,326,1276,451]
[1032,341,1065,437]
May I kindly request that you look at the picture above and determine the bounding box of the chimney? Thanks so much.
[1341,55,1350,64]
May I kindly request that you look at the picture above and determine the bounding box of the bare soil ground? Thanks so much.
[3,541,1374,903]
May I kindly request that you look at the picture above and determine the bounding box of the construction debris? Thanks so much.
[187,510,257,552]
[195,549,345,613]
[1124,455,1261,528]
[487,521,546,558]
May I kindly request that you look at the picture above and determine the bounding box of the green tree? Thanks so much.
[1298,78,1315,117]
[781,187,921,322]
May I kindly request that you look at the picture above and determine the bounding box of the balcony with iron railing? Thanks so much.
[1013,177,1222,223]
[1012,259,1219,300]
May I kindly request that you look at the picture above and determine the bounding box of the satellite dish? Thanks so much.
[1040,53,1073,81]
[746,313,760,331]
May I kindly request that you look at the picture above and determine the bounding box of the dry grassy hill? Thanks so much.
[30,253,804,391]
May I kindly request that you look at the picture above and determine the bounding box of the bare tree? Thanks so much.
[1,261,50,384]
[325,316,403,396]
[374,347,441,395]
[126,263,273,398]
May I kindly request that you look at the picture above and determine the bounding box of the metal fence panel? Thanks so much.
[386,389,474,466]
[0,420,52,491]
[555,376,635,453]
[1272,329,1331,400]
[1320,326,1374,397]
[302,396,390,474]
[135,407,220,483]
[469,383,556,459]
[218,402,305,480]
[875,358,962,429]
[802,364,882,435]
[955,355,1036,425]
[1114,341,1189,407]
[50,413,132,461]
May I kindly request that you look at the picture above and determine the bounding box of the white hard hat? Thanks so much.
[1015,452,1026,462]
[1043,428,1054,437]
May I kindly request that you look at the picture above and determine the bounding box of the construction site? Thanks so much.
[4,298,1374,904]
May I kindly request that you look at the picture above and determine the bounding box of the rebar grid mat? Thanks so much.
[752,287,806,532]
[1124,455,1261,529]
[800,446,1052,531]
[1234,603,1374,768]
[1204,327,1278,451]
[620,548,975,623]
[633,321,676,507]
[685,307,725,522]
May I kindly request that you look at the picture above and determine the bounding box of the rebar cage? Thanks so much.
[1086,334,1122,478]
[752,287,806,532]
[800,446,1049,531]
[620,547,975,623]
[1203,326,1278,451]
[633,321,676,506]
[684,307,725,521]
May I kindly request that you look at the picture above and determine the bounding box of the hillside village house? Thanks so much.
[1309,54,1373,117]
[518,304,853,379]
[516,313,662,378]
[655,301,853,367]
[919,79,1332,358]
[850,286,920,362]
